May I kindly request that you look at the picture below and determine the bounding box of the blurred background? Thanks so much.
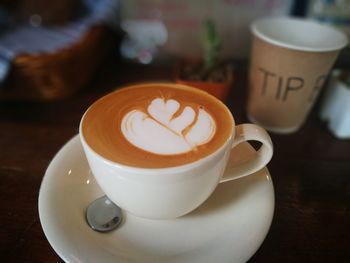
[0,0,349,97]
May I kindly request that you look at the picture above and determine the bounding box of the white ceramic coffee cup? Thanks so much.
[80,92,273,219]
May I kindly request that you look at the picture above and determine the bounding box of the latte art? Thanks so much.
[81,83,233,168]
[121,98,216,155]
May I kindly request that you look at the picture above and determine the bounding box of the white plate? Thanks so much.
[39,135,274,263]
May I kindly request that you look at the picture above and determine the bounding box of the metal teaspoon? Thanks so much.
[86,195,122,232]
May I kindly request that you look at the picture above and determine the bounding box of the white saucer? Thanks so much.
[39,135,274,263]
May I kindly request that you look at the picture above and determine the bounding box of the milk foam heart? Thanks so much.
[121,98,216,155]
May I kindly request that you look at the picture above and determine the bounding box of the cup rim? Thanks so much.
[251,16,348,52]
[79,82,235,175]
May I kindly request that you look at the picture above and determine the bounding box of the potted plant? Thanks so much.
[175,18,233,102]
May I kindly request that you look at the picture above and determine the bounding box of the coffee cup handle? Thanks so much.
[220,124,273,183]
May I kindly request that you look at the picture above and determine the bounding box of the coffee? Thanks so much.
[81,83,233,168]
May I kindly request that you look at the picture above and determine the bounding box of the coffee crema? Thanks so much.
[81,83,233,168]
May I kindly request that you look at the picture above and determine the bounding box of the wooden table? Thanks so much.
[1,59,349,262]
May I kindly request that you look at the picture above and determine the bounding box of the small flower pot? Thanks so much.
[175,61,233,102]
